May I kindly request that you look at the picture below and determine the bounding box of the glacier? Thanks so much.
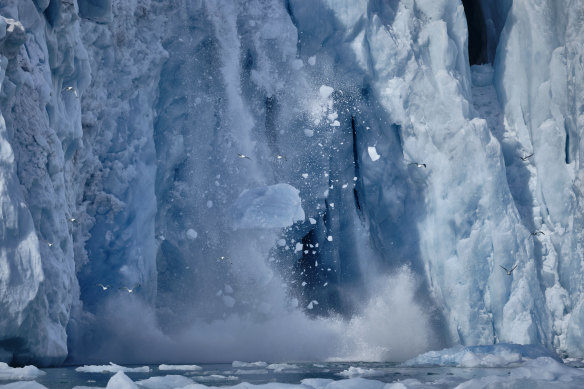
[0,0,583,369]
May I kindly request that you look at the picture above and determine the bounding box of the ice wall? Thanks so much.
[1,0,584,365]
[495,0,584,356]
[0,0,86,365]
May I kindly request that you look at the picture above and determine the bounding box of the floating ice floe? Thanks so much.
[136,374,196,388]
[105,371,138,389]
[0,382,48,389]
[75,362,150,373]
[0,363,45,381]
[158,364,202,371]
[267,363,299,372]
[402,344,561,368]
[231,361,268,368]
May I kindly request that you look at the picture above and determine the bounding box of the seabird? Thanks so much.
[63,86,78,97]
[119,284,141,293]
[237,153,251,160]
[47,242,53,247]
[531,231,545,236]
[70,218,77,222]
[217,256,232,264]
[409,162,427,168]
[499,264,517,276]
[97,283,111,291]
[520,153,534,161]
[275,155,287,161]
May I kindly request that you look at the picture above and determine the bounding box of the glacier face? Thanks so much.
[0,0,583,366]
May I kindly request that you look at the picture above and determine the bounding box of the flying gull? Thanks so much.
[97,283,111,291]
[409,162,427,168]
[237,153,252,160]
[119,284,141,293]
[531,231,545,236]
[499,264,517,276]
[63,86,78,97]
[520,153,534,161]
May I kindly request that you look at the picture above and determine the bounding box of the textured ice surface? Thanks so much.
[231,184,305,230]
[403,344,560,368]
[0,363,44,381]
[75,363,149,374]
[1,0,584,366]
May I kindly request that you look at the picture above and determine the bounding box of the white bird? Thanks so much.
[63,86,78,97]
[47,242,54,247]
[409,162,427,168]
[237,153,251,160]
[97,283,111,291]
[499,264,517,276]
[70,217,77,222]
[521,153,534,161]
[275,154,287,161]
[531,230,545,236]
[217,256,232,264]
[119,284,141,293]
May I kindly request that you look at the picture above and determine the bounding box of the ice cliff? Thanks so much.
[0,0,584,366]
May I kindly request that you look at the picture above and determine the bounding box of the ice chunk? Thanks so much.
[158,364,202,371]
[338,366,384,378]
[0,363,45,381]
[309,218,317,224]
[75,362,150,373]
[185,229,198,240]
[303,129,314,137]
[267,363,299,372]
[136,374,195,388]
[367,146,380,161]
[224,285,233,294]
[402,344,561,368]
[319,85,334,99]
[295,243,303,253]
[308,56,316,66]
[0,383,48,389]
[105,371,138,389]
[222,295,236,308]
[327,236,333,242]
[232,361,268,368]
[231,184,304,230]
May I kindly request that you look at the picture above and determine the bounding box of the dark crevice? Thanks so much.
[351,116,362,213]
[462,0,488,65]
[565,126,571,164]
[44,0,61,27]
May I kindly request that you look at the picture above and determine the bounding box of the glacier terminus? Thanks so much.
[0,1,584,387]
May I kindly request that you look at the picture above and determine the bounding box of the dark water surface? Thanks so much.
[15,361,519,388]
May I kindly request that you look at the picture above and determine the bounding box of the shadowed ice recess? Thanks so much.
[1,0,584,375]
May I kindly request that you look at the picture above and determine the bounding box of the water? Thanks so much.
[17,362,522,388]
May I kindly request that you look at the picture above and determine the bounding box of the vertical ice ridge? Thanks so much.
[0,0,86,365]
